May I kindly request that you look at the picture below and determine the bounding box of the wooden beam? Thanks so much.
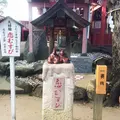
[31,2,51,7]
[66,27,71,58]
[90,5,101,13]
[93,77,104,120]
[82,27,87,53]
[59,0,64,3]
[100,0,107,46]
[93,94,104,120]
[31,2,87,8]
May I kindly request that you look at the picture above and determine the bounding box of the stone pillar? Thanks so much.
[42,62,75,120]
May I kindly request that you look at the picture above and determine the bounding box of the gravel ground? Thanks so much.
[0,95,120,120]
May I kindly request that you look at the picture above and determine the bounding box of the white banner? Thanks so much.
[0,18,21,57]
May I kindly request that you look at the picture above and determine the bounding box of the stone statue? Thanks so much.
[57,30,66,48]
[48,48,60,64]
[59,49,70,63]
[47,48,70,64]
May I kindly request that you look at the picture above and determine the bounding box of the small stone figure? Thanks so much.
[59,49,70,63]
[48,48,60,64]
[53,53,60,64]
[48,48,70,64]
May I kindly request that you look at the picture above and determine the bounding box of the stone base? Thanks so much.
[42,62,74,120]
[42,109,72,120]
[70,54,93,73]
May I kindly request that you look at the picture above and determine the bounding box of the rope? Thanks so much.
[107,7,120,14]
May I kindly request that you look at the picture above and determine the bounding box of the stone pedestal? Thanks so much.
[42,62,75,120]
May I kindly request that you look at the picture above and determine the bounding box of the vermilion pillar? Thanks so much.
[100,0,107,46]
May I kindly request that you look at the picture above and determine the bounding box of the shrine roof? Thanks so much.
[27,0,49,2]
[27,0,87,3]
[31,1,90,28]
[27,0,102,5]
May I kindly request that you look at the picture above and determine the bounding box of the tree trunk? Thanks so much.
[105,0,120,106]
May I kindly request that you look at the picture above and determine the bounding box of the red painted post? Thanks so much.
[100,0,107,46]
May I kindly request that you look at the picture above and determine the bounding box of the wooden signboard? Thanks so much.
[0,17,21,57]
[96,65,107,94]
[0,16,22,120]
[52,77,65,110]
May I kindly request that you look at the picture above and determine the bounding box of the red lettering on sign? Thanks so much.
[54,78,62,88]
[53,78,64,109]
[7,32,13,38]
[8,49,14,54]
[8,44,13,49]
[7,32,14,55]
[55,102,60,108]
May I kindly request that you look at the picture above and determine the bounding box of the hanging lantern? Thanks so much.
[43,2,47,13]
[43,8,47,13]
[73,3,76,12]
[107,13,115,32]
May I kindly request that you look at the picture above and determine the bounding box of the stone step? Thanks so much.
[0,76,25,94]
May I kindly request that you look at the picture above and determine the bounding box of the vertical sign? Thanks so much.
[52,77,65,109]
[96,65,107,94]
[0,18,21,56]
[0,17,21,120]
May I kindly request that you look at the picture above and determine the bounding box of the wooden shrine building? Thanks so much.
[31,0,90,55]
[26,0,111,55]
